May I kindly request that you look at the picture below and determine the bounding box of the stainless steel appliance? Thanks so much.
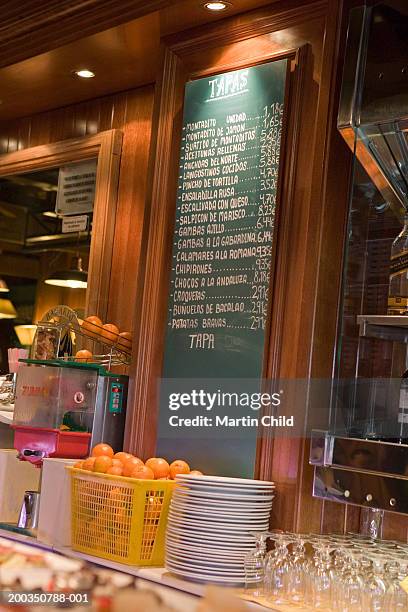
[12,360,128,465]
[17,491,40,530]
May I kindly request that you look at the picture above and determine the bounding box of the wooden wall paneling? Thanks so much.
[257,45,317,532]
[128,0,354,536]
[382,514,408,543]
[0,0,177,70]
[107,87,155,331]
[110,96,128,132]
[126,48,186,455]
[26,113,52,148]
[345,504,361,535]
[16,117,31,151]
[259,0,356,533]
[72,100,101,137]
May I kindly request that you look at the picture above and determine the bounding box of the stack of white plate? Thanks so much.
[165,474,275,584]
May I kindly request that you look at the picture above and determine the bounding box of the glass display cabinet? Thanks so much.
[310,0,408,515]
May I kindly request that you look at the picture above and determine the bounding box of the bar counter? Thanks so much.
[0,528,273,611]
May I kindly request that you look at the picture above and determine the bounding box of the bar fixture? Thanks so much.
[204,2,230,11]
[14,325,37,347]
[0,278,9,293]
[44,257,88,290]
[74,69,95,79]
[0,299,17,319]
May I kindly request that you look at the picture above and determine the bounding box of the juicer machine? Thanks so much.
[12,360,128,466]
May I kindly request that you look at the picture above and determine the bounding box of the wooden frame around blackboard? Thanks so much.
[127,15,311,458]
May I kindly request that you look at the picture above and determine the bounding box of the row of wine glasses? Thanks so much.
[244,531,408,610]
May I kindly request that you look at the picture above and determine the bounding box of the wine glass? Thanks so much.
[339,549,365,611]
[264,532,293,605]
[307,536,335,609]
[286,533,308,604]
[244,531,269,597]
[362,553,390,611]
[385,552,408,610]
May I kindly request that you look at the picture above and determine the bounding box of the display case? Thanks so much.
[311,0,408,515]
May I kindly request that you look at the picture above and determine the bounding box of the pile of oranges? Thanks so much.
[74,443,203,480]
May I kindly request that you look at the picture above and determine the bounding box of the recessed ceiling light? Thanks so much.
[204,2,230,11]
[74,69,95,79]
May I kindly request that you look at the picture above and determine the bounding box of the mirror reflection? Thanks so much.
[0,160,97,371]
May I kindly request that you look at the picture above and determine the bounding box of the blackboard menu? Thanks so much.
[163,60,287,378]
[158,60,288,475]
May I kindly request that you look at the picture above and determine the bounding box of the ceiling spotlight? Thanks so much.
[204,2,230,11]
[74,69,95,79]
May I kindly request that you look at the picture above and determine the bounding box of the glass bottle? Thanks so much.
[388,214,408,315]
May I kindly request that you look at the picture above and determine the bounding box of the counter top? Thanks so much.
[0,529,271,611]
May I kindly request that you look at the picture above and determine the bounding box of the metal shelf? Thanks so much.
[357,315,408,342]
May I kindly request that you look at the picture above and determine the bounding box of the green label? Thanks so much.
[109,382,123,414]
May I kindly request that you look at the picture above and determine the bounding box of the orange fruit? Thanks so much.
[82,316,103,337]
[118,332,132,349]
[190,470,203,476]
[146,457,170,479]
[111,458,123,468]
[75,349,93,363]
[101,323,119,344]
[91,443,114,458]
[131,465,154,480]
[73,460,84,469]
[114,452,133,464]
[169,460,190,479]
[109,487,126,503]
[94,456,113,473]
[122,456,144,477]
[107,466,123,476]
[82,457,96,471]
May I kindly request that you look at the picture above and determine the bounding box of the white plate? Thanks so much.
[176,485,275,497]
[165,563,246,584]
[165,546,247,565]
[176,474,275,487]
[176,479,275,491]
[165,542,247,559]
[168,514,270,532]
[170,499,272,515]
[168,520,270,534]
[170,511,271,523]
[173,489,274,502]
[166,557,247,577]
[165,537,251,555]
[165,533,255,549]
[171,496,273,510]
[165,552,246,569]
[166,528,255,545]
[169,507,270,529]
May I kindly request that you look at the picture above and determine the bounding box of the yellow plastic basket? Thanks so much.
[68,467,175,566]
